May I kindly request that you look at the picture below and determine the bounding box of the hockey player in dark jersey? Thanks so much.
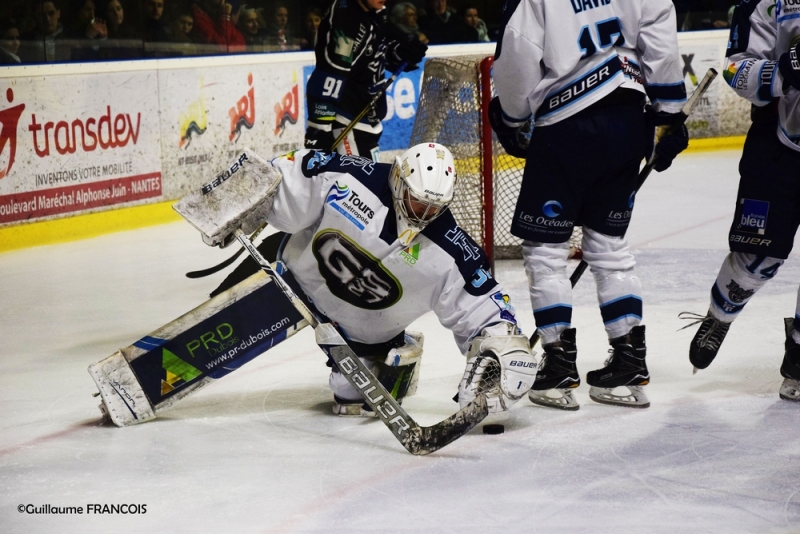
[682,0,800,402]
[305,0,427,162]
[489,0,690,409]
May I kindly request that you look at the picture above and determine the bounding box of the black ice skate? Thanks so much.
[529,328,580,411]
[779,318,800,402]
[680,310,731,373]
[586,325,650,408]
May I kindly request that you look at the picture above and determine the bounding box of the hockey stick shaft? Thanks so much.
[528,68,718,350]
[185,223,266,279]
[234,228,487,455]
[331,62,408,153]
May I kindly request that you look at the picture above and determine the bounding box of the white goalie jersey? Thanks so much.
[265,150,518,353]
[725,0,800,153]
[493,0,686,127]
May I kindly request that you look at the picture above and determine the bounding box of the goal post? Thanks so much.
[410,55,524,267]
[410,55,582,269]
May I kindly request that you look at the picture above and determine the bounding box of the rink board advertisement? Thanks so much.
[158,61,307,200]
[129,278,305,405]
[0,31,740,228]
[0,72,162,224]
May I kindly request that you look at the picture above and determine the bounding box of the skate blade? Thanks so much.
[693,366,699,375]
[779,378,800,402]
[589,386,650,409]
[528,388,580,411]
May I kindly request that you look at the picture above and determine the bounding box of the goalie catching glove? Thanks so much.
[458,323,538,413]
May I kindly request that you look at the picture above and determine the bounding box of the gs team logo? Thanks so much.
[542,200,562,218]
[738,198,769,235]
[490,291,517,323]
[312,229,402,310]
[0,88,25,179]
[306,150,334,172]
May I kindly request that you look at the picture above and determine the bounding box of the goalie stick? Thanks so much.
[529,68,718,349]
[234,227,488,456]
[185,63,410,280]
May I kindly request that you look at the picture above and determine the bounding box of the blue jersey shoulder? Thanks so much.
[423,211,498,296]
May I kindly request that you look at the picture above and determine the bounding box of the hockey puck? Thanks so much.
[482,424,504,435]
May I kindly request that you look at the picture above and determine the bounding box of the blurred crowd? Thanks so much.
[0,0,738,66]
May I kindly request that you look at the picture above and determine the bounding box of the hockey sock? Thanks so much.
[709,252,783,322]
[522,240,572,345]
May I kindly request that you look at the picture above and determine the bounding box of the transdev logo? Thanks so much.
[0,88,26,179]
[543,200,562,218]
[738,198,769,235]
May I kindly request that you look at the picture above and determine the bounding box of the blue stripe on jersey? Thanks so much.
[757,61,778,102]
[711,282,745,315]
[535,57,623,120]
[599,295,642,325]
[645,82,688,103]
[533,304,572,329]
[423,211,498,297]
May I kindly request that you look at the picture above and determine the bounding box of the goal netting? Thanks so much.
[410,55,582,264]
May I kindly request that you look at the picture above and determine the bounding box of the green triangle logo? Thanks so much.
[162,348,202,384]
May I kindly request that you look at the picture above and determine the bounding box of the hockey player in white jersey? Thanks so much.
[205,143,537,416]
[488,0,690,409]
[683,0,800,401]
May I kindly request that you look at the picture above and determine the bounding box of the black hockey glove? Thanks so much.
[645,106,689,172]
[391,39,427,71]
[779,41,800,91]
[488,97,530,159]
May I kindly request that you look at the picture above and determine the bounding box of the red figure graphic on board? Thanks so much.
[0,88,26,179]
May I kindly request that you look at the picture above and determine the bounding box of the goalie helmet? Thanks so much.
[390,142,457,244]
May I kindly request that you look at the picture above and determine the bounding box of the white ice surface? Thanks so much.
[2,151,800,534]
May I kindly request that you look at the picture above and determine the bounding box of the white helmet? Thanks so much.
[390,142,457,244]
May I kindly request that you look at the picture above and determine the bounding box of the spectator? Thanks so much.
[63,0,108,61]
[0,19,22,64]
[191,0,244,51]
[142,0,168,42]
[100,0,138,39]
[63,0,107,40]
[264,3,292,50]
[21,1,69,62]
[459,4,488,42]
[389,2,428,45]
[418,0,476,44]
[298,6,321,51]
[237,6,267,47]
[169,9,194,43]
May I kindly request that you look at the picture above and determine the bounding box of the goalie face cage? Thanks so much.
[409,56,582,267]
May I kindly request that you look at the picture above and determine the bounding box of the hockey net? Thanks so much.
[410,55,582,265]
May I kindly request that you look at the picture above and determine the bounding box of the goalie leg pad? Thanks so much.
[88,351,156,427]
[330,331,424,416]
[173,148,283,248]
